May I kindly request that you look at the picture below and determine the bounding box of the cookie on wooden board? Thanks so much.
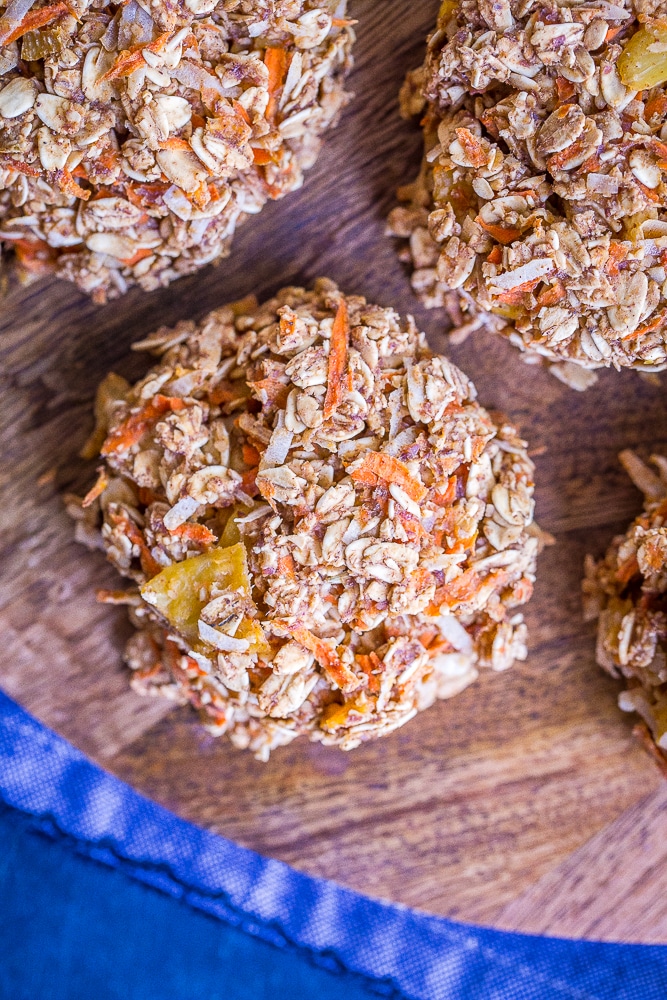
[389,1,667,387]
[70,280,544,758]
[0,1,354,299]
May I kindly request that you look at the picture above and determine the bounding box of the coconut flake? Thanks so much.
[198,619,250,652]
[433,615,474,654]
[163,495,200,530]
[489,258,555,292]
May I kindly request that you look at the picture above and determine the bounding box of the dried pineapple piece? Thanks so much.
[619,25,667,90]
[141,543,269,655]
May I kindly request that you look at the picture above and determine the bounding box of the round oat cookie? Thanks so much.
[0,1,353,300]
[584,450,667,775]
[72,280,543,759]
[389,0,667,387]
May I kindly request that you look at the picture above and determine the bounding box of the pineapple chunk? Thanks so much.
[141,543,269,655]
[619,25,667,90]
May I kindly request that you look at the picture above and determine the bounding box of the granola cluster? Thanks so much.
[72,280,541,759]
[389,0,667,387]
[0,1,353,300]
[584,450,667,774]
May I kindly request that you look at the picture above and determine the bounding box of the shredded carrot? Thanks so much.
[252,147,273,165]
[264,46,288,122]
[82,468,109,508]
[100,30,173,82]
[276,622,358,691]
[240,467,260,497]
[351,452,427,503]
[651,138,667,160]
[157,137,191,150]
[636,179,661,202]
[242,443,261,466]
[478,110,500,140]
[322,298,350,420]
[536,280,566,309]
[0,1,68,44]
[495,277,541,305]
[232,99,251,125]
[605,24,624,41]
[125,181,170,209]
[433,568,482,607]
[1,158,40,177]
[605,241,628,276]
[12,237,58,274]
[101,395,187,455]
[622,307,667,341]
[576,152,601,175]
[616,554,639,585]
[548,128,598,171]
[101,48,145,81]
[555,76,576,102]
[277,554,297,580]
[432,476,457,508]
[454,127,487,167]
[170,523,217,546]
[120,247,154,267]
[331,17,357,26]
[646,95,667,121]
[108,507,161,577]
[478,218,521,244]
[54,168,91,201]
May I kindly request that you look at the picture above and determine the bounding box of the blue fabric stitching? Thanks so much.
[2,689,666,1000]
[7,805,405,999]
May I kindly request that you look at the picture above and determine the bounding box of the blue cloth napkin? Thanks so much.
[0,689,665,1000]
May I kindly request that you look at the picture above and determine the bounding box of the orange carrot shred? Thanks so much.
[555,77,576,102]
[351,452,427,503]
[275,622,358,691]
[605,241,628,276]
[54,168,91,201]
[108,507,161,577]
[232,99,251,125]
[622,307,667,341]
[322,298,350,420]
[478,218,521,244]
[455,127,486,167]
[242,443,261,466]
[616,554,639,584]
[0,1,68,44]
[264,46,288,122]
[120,247,154,267]
[536,279,566,309]
[82,468,109,508]
[170,523,217,546]
[101,395,187,456]
[100,31,173,82]
[252,147,272,165]
[495,278,541,305]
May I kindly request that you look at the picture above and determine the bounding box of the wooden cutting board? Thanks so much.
[2,0,667,944]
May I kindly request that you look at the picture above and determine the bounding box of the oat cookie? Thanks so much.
[584,450,667,774]
[70,280,543,759]
[0,1,353,300]
[389,0,667,387]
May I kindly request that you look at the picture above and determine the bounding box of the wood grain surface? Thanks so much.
[2,0,667,943]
